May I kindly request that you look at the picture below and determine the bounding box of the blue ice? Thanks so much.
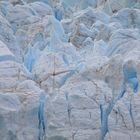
[24,45,40,72]
[123,65,138,93]
[118,85,126,99]
[54,8,63,21]
[100,100,114,140]
[128,102,135,129]
[128,78,138,93]
[59,70,75,87]
[24,32,43,72]
[24,47,35,72]
[100,104,108,140]
[38,93,46,140]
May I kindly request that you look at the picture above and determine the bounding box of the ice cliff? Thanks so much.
[0,0,140,140]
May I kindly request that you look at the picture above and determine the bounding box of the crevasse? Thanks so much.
[38,93,46,140]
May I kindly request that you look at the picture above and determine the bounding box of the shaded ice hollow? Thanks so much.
[0,0,140,140]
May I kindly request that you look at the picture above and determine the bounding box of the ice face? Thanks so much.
[0,0,140,140]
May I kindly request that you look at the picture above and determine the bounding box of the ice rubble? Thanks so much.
[0,0,140,140]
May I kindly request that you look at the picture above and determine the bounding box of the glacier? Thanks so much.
[0,0,140,140]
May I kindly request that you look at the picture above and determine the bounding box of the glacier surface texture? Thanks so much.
[0,0,140,140]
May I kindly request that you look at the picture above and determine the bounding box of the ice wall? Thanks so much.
[0,0,140,140]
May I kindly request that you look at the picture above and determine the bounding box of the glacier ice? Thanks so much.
[24,44,41,72]
[38,92,46,140]
[123,63,138,92]
[0,0,140,140]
